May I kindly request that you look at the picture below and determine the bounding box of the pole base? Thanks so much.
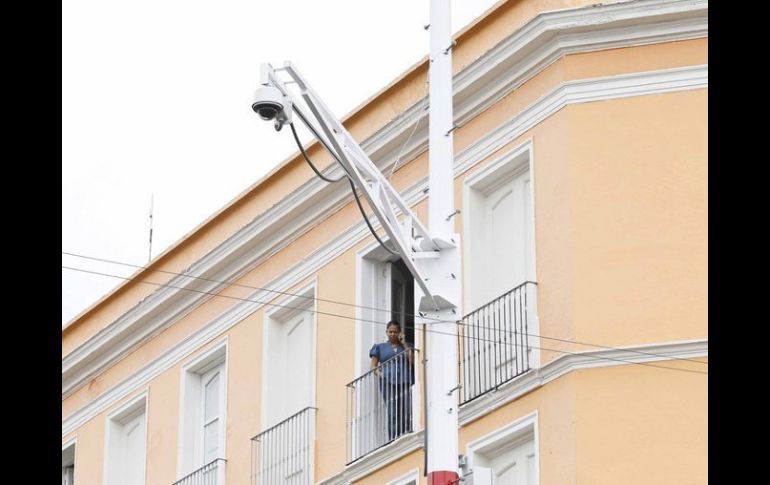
[428,470,460,485]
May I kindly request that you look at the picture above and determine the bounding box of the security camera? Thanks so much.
[252,86,285,120]
[252,85,292,131]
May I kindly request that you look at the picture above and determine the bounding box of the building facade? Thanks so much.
[62,0,708,483]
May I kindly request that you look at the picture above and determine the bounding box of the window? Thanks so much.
[390,258,415,346]
[179,342,227,482]
[357,245,416,374]
[201,365,224,465]
[466,412,538,485]
[263,286,315,427]
[104,394,147,485]
[460,143,540,395]
[256,288,316,483]
[465,147,535,311]
[350,245,419,460]
[62,440,75,485]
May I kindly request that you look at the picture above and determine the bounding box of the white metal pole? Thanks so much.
[425,1,460,484]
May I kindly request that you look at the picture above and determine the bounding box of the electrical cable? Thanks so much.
[62,265,707,375]
[287,122,397,255]
[389,80,429,180]
[62,251,707,366]
[289,123,345,183]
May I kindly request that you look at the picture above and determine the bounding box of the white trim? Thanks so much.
[103,390,149,485]
[459,338,708,426]
[62,0,708,399]
[453,64,707,183]
[527,140,540,370]
[354,240,384,378]
[317,430,424,485]
[465,411,539,485]
[260,282,317,429]
[386,468,420,485]
[62,436,77,452]
[176,337,228,480]
[62,64,708,437]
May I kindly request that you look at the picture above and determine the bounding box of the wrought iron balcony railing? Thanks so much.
[172,458,226,485]
[251,406,316,485]
[458,281,537,405]
[346,350,415,463]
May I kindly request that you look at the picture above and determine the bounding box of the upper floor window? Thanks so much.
[357,245,415,375]
[464,147,535,311]
[62,440,75,485]
[459,144,540,402]
[104,394,147,485]
[179,342,227,483]
[263,287,316,427]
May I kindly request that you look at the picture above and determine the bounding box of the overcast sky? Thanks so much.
[62,0,500,326]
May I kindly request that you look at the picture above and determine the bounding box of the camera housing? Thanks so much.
[252,86,292,131]
[252,86,285,120]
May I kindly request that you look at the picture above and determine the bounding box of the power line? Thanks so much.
[62,251,707,366]
[388,80,430,180]
[62,264,707,375]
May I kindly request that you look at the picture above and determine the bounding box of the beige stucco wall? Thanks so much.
[568,91,708,349]
[574,360,708,484]
[63,1,707,482]
[353,449,424,485]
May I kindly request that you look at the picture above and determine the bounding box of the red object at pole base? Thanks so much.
[428,470,460,485]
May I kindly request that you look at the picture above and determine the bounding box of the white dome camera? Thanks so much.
[252,85,292,131]
[251,86,285,120]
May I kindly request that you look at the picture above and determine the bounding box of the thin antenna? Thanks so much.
[148,193,154,263]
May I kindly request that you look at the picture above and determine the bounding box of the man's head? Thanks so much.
[386,321,401,343]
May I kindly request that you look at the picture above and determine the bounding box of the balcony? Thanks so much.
[251,406,316,485]
[172,458,226,485]
[346,350,415,463]
[458,281,537,405]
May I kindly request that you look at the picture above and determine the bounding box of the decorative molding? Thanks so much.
[452,63,707,180]
[317,430,424,485]
[458,338,708,426]
[62,63,708,436]
[62,436,77,451]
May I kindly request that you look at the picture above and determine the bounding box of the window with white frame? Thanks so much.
[459,146,539,402]
[104,395,147,485]
[62,441,75,485]
[179,343,227,481]
[352,243,420,460]
[465,147,535,311]
[357,245,416,374]
[466,413,538,485]
[256,288,317,484]
[263,288,315,426]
